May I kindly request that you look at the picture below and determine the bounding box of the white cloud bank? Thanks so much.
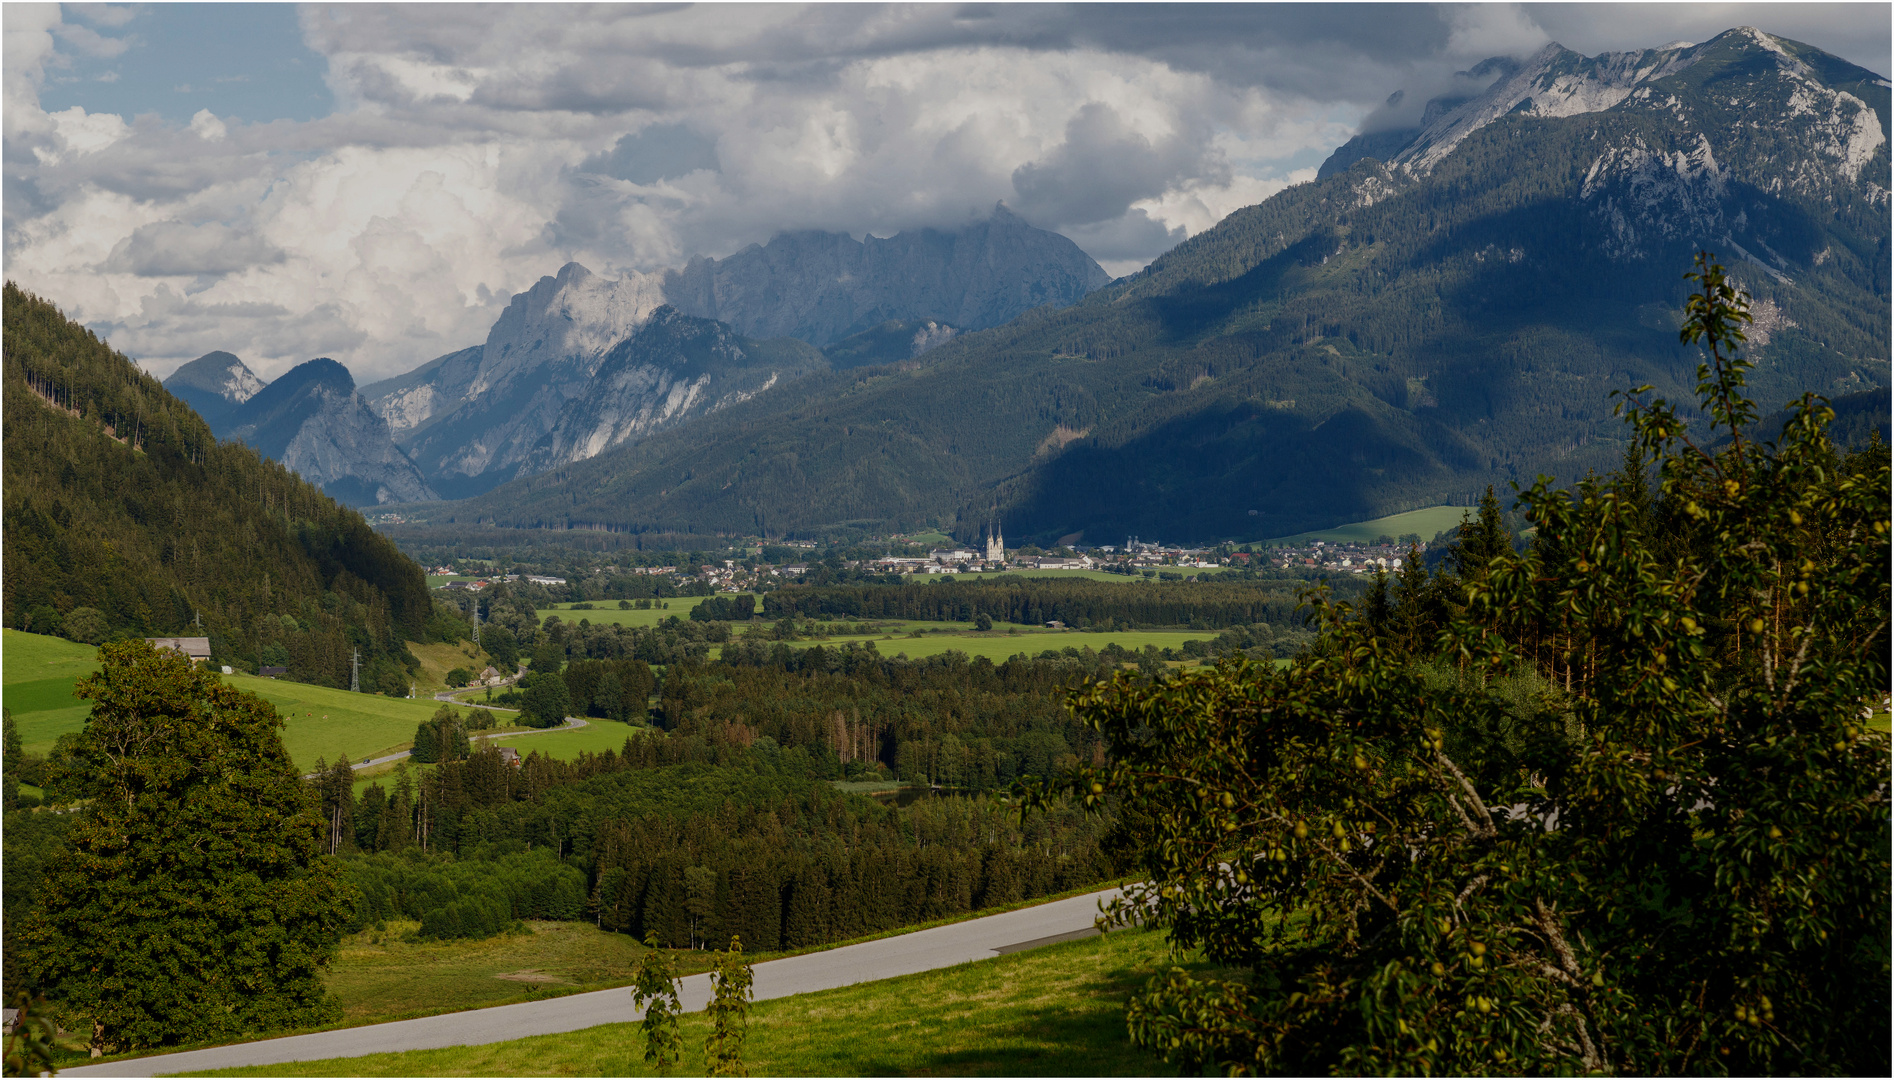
[2,3,1885,382]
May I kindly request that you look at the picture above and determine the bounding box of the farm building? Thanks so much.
[145,636,211,662]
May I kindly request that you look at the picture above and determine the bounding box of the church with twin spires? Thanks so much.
[984,522,1004,563]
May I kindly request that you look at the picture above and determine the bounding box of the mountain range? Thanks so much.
[162,208,1106,506]
[359,206,1109,498]
[154,27,1886,540]
[418,26,1887,543]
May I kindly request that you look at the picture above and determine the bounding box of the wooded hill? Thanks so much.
[437,28,1887,545]
[2,284,431,688]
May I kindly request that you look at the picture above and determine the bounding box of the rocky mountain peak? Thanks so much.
[218,357,436,506]
[364,204,1109,498]
[166,350,264,403]
[163,350,265,429]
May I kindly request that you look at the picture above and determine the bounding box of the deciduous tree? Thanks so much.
[18,640,356,1055]
[630,930,682,1074]
[1052,255,1890,1075]
[705,935,755,1077]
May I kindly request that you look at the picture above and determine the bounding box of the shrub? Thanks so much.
[520,672,571,729]
[58,607,108,646]
[691,596,756,622]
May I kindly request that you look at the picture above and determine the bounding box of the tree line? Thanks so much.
[314,738,1111,954]
[760,576,1324,630]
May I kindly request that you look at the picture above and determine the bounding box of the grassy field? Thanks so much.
[197,925,1190,1077]
[223,673,452,774]
[536,595,738,628]
[319,919,714,1029]
[345,717,650,796]
[2,631,450,772]
[488,719,646,759]
[1268,504,1472,546]
[2,630,102,753]
[958,568,1142,583]
[405,640,494,693]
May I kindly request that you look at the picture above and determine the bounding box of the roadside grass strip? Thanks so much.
[189,925,1191,1077]
[322,920,711,1028]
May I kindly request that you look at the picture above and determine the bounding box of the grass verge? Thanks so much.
[321,920,718,1027]
[191,925,1191,1077]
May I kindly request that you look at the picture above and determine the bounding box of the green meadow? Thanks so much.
[226,673,455,773]
[537,594,738,628]
[1268,504,1472,546]
[487,718,645,759]
[1,630,101,753]
[962,568,1150,583]
[1,631,448,773]
[808,629,1215,663]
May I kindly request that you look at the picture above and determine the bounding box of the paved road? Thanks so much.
[63,885,1126,1077]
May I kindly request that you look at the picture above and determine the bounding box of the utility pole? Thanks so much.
[350,648,360,693]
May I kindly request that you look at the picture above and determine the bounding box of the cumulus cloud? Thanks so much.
[3,3,1885,383]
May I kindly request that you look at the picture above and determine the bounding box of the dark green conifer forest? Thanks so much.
[2,283,430,687]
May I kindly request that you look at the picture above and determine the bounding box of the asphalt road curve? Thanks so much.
[63,884,1128,1077]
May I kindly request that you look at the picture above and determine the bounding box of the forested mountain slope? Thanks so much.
[437,27,1888,543]
[2,283,431,686]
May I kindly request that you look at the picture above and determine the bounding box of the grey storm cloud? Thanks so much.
[1011,102,1226,228]
[105,219,286,277]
